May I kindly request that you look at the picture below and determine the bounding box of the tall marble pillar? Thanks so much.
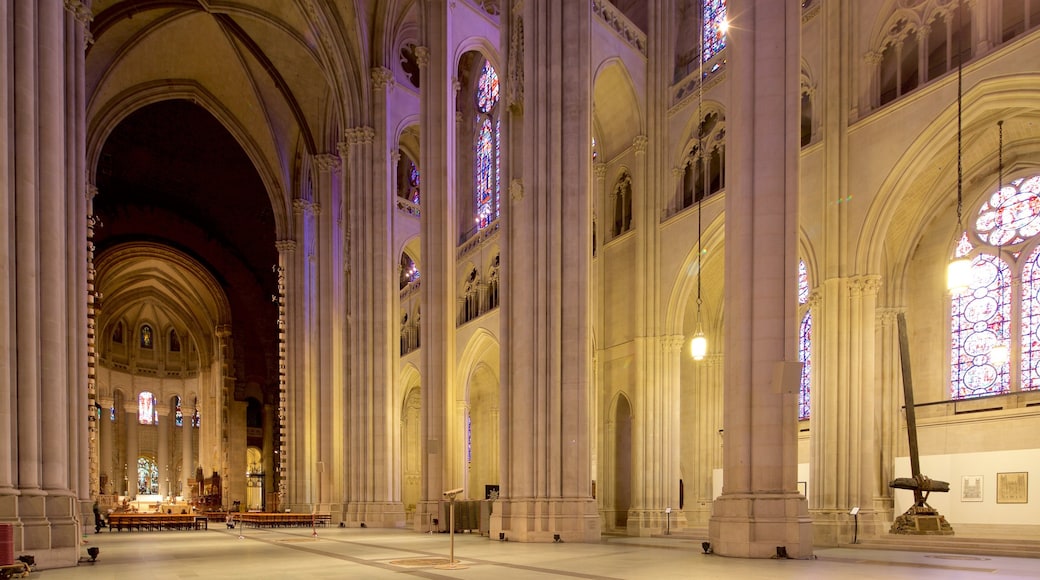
[124,404,138,497]
[157,404,170,498]
[491,0,601,543]
[417,0,457,532]
[344,96,402,524]
[290,197,319,508]
[0,0,89,566]
[99,398,113,494]
[181,409,195,497]
[708,0,813,558]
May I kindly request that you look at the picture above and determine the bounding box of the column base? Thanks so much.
[708,492,813,559]
[343,501,406,528]
[490,498,601,543]
[0,490,81,570]
[626,508,689,537]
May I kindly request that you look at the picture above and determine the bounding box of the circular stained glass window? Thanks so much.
[975,175,1040,246]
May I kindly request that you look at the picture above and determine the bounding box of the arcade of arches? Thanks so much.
[3,0,1040,569]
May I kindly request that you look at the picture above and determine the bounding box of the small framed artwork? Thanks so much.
[961,475,983,502]
[797,481,807,497]
[996,472,1028,504]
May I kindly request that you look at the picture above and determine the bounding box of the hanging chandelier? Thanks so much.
[947,1,972,294]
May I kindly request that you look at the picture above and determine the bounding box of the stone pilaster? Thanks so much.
[709,0,812,559]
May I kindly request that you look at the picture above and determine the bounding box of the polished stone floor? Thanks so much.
[33,526,1040,579]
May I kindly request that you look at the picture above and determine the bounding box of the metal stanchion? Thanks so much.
[436,489,467,570]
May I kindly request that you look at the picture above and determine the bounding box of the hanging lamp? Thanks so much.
[989,120,1009,366]
[690,11,708,361]
[947,1,972,294]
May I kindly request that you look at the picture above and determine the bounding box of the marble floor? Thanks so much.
[31,527,1040,580]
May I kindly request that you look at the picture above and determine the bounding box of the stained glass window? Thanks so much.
[138,392,158,425]
[950,253,1011,399]
[192,397,201,428]
[110,406,116,422]
[475,60,501,231]
[169,329,180,352]
[466,412,472,465]
[175,395,183,427]
[703,0,728,62]
[138,457,159,495]
[975,175,1040,246]
[140,324,153,349]
[798,310,812,420]
[1022,246,1040,390]
[409,161,421,205]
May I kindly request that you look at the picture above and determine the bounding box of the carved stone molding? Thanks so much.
[87,183,98,201]
[509,178,524,202]
[593,162,607,179]
[661,334,686,354]
[863,50,884,66]
[336,141,349,159]
[370,66,394,91]
[215,324,232,339]
[876,307,902,326]
[64,0,93,26]
[275,240,298,253]
[507,3,524,109]
[414,46,430,68]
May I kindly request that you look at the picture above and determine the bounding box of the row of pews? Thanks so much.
[232,512,331,528]
[107,513,208,532]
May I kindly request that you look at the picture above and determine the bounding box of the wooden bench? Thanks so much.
[107,513,202,531]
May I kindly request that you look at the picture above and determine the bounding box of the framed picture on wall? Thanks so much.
[996,472,1028,504]
[961,475,983,502]
[797,481,807,497]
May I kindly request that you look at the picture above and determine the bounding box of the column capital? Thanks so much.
[632,135,648,154]
[313,153,341,173]
[214,324,232,339]
[293,198,321,216]
[336,140,350,159]
[275,239,297,253]
[87,183,98,201]
[849,274,882,297]
[413,46,430,68]
[863,49,884,66]
[124,402,139,414]
[346,126,376,146]
[370,66,395,91]
[661,334,686,353]
[876,307,903,326]
[593,161,607,179]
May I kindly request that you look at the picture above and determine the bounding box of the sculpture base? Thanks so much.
[889,505,953,535]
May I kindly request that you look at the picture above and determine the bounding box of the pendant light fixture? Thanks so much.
[989,120,1009,366]
[947,1,972,294]
[690,11,708,361]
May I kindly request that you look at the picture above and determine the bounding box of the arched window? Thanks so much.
[612,171,633,237]
[400,253,420,290]
[397,150,421,205]
[703,0,728,62]
[112,321,123,344]
[140,324,153,349]
[798,260,812,420]
[175,395,183,427]
[475,60,501,231]
[950,174,1040,398]
[192,397,201,427]
[138,391,158,425]
[169,329,181,352]
[681,111,726,210]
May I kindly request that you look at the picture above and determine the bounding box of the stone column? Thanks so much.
[290,198,320,509]
[311,152,338,513]
[157,404,171,498]
[344,100,403,525]
[0,0,14,506]
[417,0,457,532]
[275,240,295,508]
[125,403,139,497]
[708,0,812,558]
[875,307,902,522]
[491,0,601,543]
[182,409,194,497]
[98,398,113,494]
